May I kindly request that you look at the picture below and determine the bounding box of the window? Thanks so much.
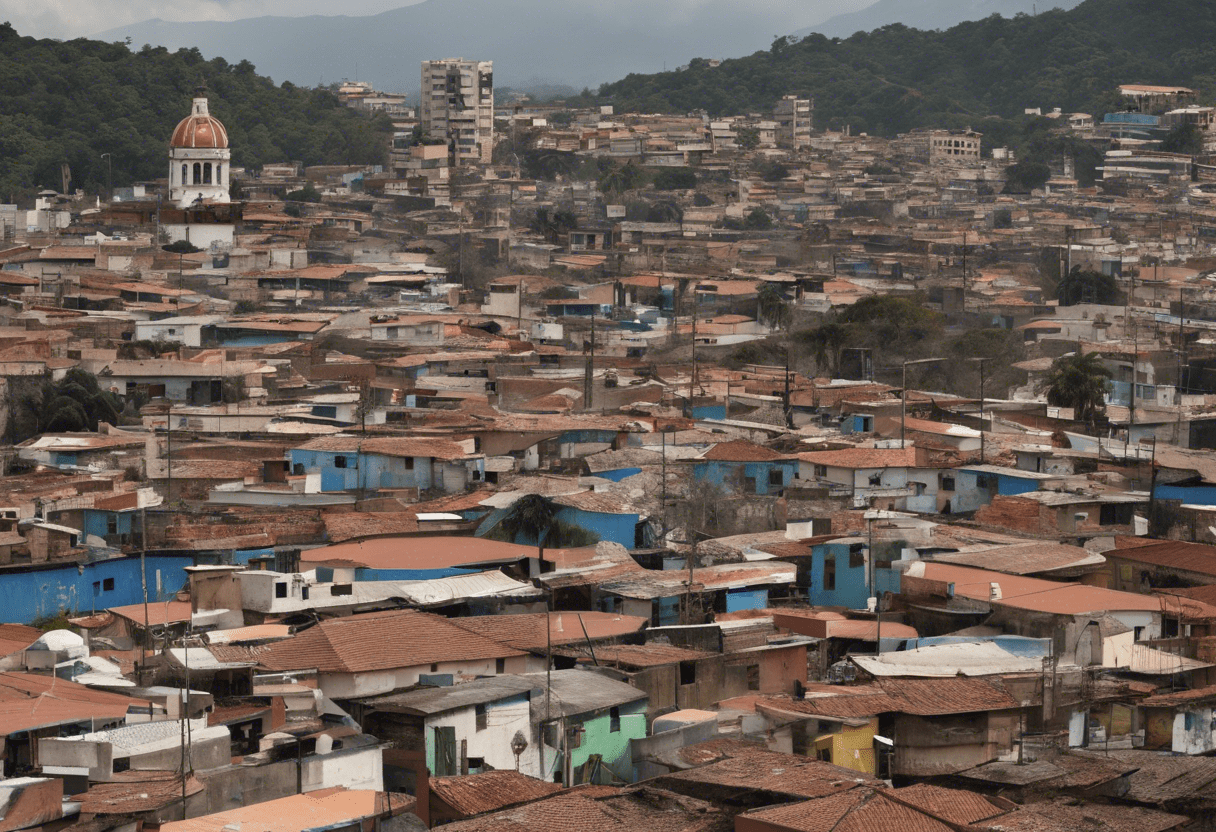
[275,583,288,598]
[609,707,620,733]
[431,663,439,672]
[849,548,865,569]
[102,578,114,592]
[817,747,832,762]
[940,475,956,492]
[823,557,836,591]
[868,473,882,486]
[679,661,697,685]
[814,465,828,478]
[92,581,101,595]
[495,658,506,674]
[301,585,309,600]
[334,456,348,469]
[769,469,784,487]
[203,162,212,184]
[192,162,201,184]
[405,458,414,470]
[330,584,353,596]
[475,704,487,731]
[1100,504,1133,526]
[746,664,760,691]
[107,515,118,535]
[744,476,758,494]
[215,164,222,183]
[293,463,305,476]
[181,164,188,185]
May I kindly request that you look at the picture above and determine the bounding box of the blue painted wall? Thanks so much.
[1155,484,1216,506]
[289,449,434,492]
[594,468,642,483]
[81,510,135,540]
[555,506,637,548]
[693,460,797,495]
[692,405,726,420]
[313,565,477,582]
[725,587,768,612]
[0,556,193,624]
[806,542,871,610]
[234,547,274,565]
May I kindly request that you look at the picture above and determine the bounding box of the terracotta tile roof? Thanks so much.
[0,672,144,734]
[658,751,875,799]
[74,772,204,815]
[739,788,956,832]
[450,612,647,652]
[0,624,42,657]
[322,511,420,543]
[915,563,1174,615]
[438,785,724,832]
[988,799,1189,832]
[158,788,401,832]
[294,435,477,461]
[1140,683,1216,708]
[585,643,715,668]
[301,535,535,570]
[1105,540,1216,577]
[760,677,1019,719]
[258,609,524,674]
[892,784,1008,824]
[107,600,191,626]
[797,447,917,469]
[701,440,787,462]
[429,770,561,817]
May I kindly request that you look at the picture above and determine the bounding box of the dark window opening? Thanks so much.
[334,456,348,469]
[849,549,865,569]
[330,584,353,596]
[679,661,696,685]
[275,583,288,598]
[768,469,783,487]
[746,664,760,691]
[495,658,506,673]
[814,465,828,478]
[475,704,487,731]
[1100,504,1133,526]
[940,475,956,491]
[744,476,758,494]
[431,663,439,672]
[102,578,115,591]
[823,557,837,591]
[609,707,620,733]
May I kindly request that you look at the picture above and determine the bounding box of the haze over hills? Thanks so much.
[93,0,862,95]
[799,0,1085,39]
[582,0,1216,135]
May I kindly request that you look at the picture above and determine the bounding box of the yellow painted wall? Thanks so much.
[815,718,877,776]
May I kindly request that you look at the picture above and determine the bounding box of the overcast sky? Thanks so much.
[0,0,427,39]
[1,0,872,40]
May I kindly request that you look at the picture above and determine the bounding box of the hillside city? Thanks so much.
[6,50,1216,832]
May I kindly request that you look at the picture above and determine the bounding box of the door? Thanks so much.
[433,726,457,776]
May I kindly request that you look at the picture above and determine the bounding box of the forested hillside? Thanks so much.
[0,24,392,199]
[578,0,1216,138]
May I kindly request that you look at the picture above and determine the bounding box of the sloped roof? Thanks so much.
[258,609,524,674]
[430,770,561,817]
[294,435,477,461]
[1105,539,1216,577]
[760,677,1019,719]
[159,788,401,832]
[301,535,535,570]
[700,440,788,462]
[450,612,647,652]
[797,447,917,469]
[739,788,955,832]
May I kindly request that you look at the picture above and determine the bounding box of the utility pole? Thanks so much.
[583,309,595,409]
[783,346,792,429]
[1177,287,1187,445]
[690,292,698,415]
[961,230,968,311]
[970,357,990,464]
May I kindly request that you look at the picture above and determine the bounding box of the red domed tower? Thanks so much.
[169,86,231,209]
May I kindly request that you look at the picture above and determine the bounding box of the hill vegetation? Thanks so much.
[0,24,391,199]
[575,0,1216,141]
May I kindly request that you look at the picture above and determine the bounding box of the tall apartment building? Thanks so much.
[420,59,494,166]
[774,95,813,150]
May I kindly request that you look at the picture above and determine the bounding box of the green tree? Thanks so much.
[756,283,791,330]
[736,127,760,149]
[529,207,578,242]
[653,167,697,190]
[1003,160,1052,194]
[1045,352,1112,427]
[1057,268,1121,306]
[285,183,322,202]
[1161,122,1205,156]
[797,321,852,378]
[744,208,773,229]
[8,369,124,442]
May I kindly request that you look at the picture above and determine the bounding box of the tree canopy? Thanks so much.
[1045,352,1112,426]
[0,24,391,199]
[566,0,1216,139]
[7,369,124,442]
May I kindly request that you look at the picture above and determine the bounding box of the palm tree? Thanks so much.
[1046,352,1112,426]
[499,493,559,564]
[756,283,792,330]
[799,321,852,378]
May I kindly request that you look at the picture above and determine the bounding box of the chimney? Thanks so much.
[990,582,1002,601]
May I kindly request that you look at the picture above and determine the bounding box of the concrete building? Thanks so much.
[420,58,494,166]
[774,95,812,150]
[929,129,982,165]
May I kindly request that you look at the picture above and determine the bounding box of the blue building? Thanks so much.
[693,440,796,496]
[0,554,193,624]
[289,436,484,493]
[952,465,1055,513]
[802,540,872,610]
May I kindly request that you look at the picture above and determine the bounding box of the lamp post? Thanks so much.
[901,358,946,447]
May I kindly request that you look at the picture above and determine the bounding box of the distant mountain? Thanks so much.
[585,0,1216,135]
[797,0,1085,39]
[95,0,841,95]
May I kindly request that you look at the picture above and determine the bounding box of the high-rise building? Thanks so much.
[774,95,813,151]
[420,58,494,166]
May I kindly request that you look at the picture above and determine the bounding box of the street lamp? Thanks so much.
[901,358,946,447]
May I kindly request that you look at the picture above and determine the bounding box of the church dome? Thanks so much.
[170,93,229,149]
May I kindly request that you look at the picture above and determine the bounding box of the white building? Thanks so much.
[420,59,494,166]
[169,88,232,209]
